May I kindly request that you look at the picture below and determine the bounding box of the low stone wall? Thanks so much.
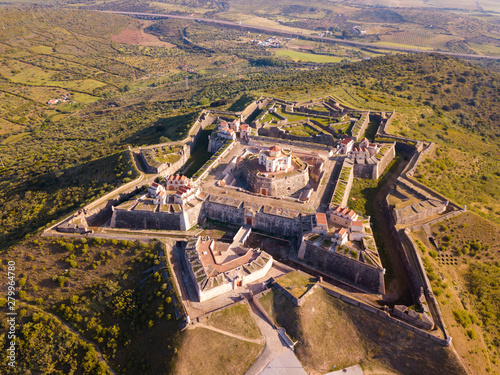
[405,177,462,210]
[258,126,336,146]
[393,306,434,330]
[409,209,466,232]
[376,109,395,136]
[393,200,447,225]
[273,278,320,307]
[248,135,333,151]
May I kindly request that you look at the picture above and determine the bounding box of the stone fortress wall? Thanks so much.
[50,95,462,346]
[352,143,395,180]
[139,111,216,175]
[111,206,182,230]
[202,197,304,238]
[299,241,385,294]
[238,158,309,197]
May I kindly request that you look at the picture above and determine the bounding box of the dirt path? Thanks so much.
[23,304,116,375]
[244,300,290,375]
[189,323,265,345]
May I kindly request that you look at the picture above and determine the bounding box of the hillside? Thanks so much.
[0,238,182,374]
[8,0,500,59]
[259,288,466,374]
[410,212,500,374]
[1,8,499,254]
[0,6,499,375]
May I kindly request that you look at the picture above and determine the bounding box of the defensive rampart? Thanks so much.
[111,205,182,230]
[298,242,385,294]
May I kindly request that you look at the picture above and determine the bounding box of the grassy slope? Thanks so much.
[410,212,500,374]
[259,288,466,374]
[0,238,182,374]
[0,308,112,375]
[0,150,139,251]
[204,303,262,340]
[174,328,262,375]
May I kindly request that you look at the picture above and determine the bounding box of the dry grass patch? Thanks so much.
[205,303,262,340]
[259,288,466,374]
[275,270,316,299]
[174,327,262,375]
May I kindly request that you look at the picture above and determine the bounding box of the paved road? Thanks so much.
[260,350,307,375]
[100,10,500,60]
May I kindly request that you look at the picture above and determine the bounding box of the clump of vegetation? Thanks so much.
[466,262,500,347]
[0,310,112,374]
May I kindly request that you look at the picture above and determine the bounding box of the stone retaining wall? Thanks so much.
[298,242,385,294]
[322,287,450,346]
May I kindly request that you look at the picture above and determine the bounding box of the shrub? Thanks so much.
[467,329,477,340]
[453,309,473,328]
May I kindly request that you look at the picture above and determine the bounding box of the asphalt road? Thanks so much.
[100,10,500,60]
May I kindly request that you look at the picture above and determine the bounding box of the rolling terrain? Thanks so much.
[0,3,499,375]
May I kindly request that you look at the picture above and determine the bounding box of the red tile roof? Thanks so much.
[316,213,327,226]
[336,228,347,236]
[269,145,281,151]
[347,210,356,218]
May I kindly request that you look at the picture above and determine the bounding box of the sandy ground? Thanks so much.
[112,22,175,48]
